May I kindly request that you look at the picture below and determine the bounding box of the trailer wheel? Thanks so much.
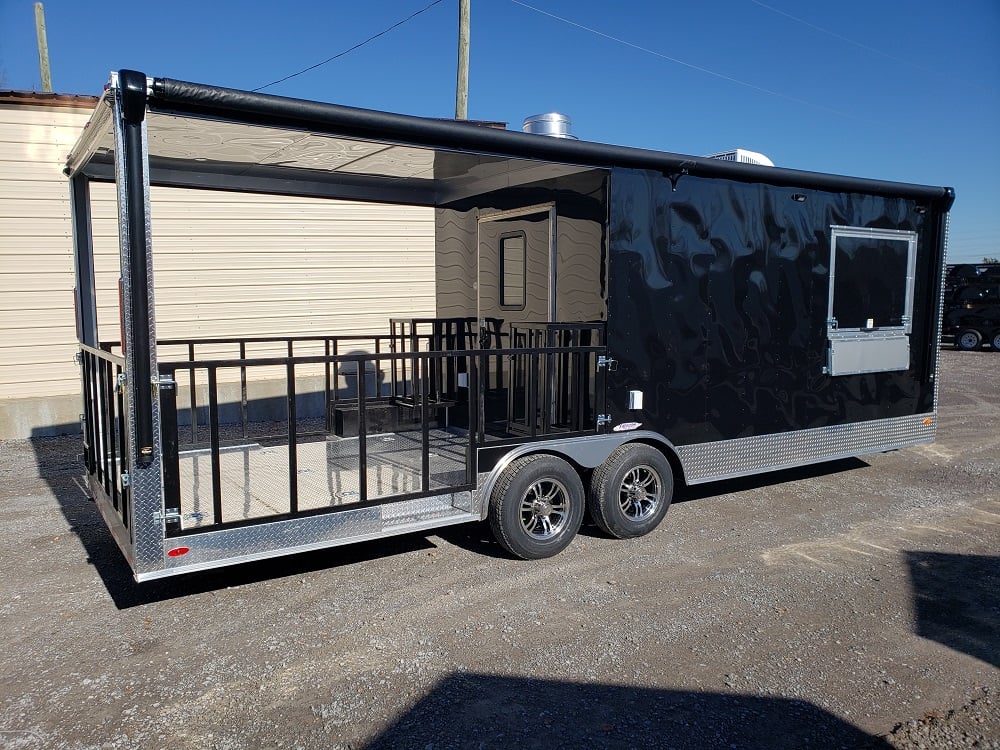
[956,329,982,351]
[589,444,673,539]
[991,331,1000,352]
[488,454,585,560]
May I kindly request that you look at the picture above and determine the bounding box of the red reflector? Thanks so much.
[167,547,190,557]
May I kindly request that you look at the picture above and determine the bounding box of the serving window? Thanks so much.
[826,226,918,376]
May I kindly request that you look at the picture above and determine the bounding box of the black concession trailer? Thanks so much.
[67,70,955,581]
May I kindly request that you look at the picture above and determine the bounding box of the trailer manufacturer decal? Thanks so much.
[613,422,642,432]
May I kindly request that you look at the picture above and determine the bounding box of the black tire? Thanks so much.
[488,454,585,560]
[588,443,674,539]
[991,331,1000,352]
[956,329,982,351]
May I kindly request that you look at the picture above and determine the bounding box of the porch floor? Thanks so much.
[176,428,470,530]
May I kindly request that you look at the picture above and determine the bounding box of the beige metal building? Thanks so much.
[0,92,437,439]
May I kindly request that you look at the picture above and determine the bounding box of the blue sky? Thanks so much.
[2,0,997,262]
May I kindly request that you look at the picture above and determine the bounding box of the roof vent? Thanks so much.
[704,148,774,166]
[522,113,577,139]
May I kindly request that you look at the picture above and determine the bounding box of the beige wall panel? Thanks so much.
[0,103,91,414]
[1,103,437,427]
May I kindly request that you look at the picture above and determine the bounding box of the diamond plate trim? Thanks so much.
[933,212,950,412]
[140,492,477,581]
[111,84,164,575]
[677,413,936,484]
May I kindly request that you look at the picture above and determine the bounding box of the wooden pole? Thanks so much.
[455,0,470,120]
[34,2,52,93]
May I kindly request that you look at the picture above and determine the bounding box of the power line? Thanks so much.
[509,0,855,119]
[253,0,447,93]
[748,0,996,95]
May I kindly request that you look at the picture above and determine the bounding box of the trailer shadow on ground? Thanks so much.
[30,430,437,609]
[363,672,890,749]
[433,455,872,556]
[905,550,1000,669]
[32,430,874,608]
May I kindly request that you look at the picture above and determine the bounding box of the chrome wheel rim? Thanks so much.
[520,478,570,539]
[618,465,662,521]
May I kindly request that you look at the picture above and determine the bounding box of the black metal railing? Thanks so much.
[507,322,605,436]
[89,319,605,536]
[157,347,485,535]
[79,344,129,527]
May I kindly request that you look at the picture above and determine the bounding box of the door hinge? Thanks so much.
[116,372,127,393]
[597,356,618,371]
[153,374,175,395]
[597,414,612,427]
[74,351,83,365]
[152,508,182,524]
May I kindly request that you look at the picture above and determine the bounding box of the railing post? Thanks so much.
[207,367,223,524]
[159,366,181,536]
[287,361,299,514]
[357,356,368,504]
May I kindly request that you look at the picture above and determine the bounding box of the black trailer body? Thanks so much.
[66,71,954,581]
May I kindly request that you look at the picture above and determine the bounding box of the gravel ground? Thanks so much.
[0,349,997,749]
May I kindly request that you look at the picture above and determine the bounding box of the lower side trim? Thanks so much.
[676,413,936,485]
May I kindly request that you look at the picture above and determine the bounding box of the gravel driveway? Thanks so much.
[0,349,996,749]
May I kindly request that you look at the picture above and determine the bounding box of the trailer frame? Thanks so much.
[67,70,954,581]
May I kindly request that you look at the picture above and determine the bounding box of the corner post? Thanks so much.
[112,69,165,574]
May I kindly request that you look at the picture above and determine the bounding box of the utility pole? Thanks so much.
[455,0,470,120]
[34,2,52,93]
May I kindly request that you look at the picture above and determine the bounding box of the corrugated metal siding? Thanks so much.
[1,102,437,401]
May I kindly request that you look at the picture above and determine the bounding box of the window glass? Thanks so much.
[832,236,910,329]
[500,233,526,309]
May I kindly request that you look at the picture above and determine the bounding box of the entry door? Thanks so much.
[477,204,554,341]
[477,205,555,430]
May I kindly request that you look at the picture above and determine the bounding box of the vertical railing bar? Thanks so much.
[94,357,105,490]
[332,338,340,409]
[81,352,96,474]
[324,338,332,433]
[160,365,182,536]
[528,351,539,438]
[99,358,113,497]
[116,361,129,526]
[375,336,382,401]
[421,355,430,493]
[108,358,123,505]
[477,351,487,445]
[467,353,479,483]
[390,322,399,400]
[287,361,299,514]
[408,323,418,398]
[188,342,197,445]
[357,356,368,504]
[207,367,223,525]
[240,341,248,440]
[430,323,441,404]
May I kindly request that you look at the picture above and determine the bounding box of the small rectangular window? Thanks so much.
[826,226,918,376]
[499,233,526,309]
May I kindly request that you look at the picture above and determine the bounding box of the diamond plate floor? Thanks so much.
[177,429,469,530]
